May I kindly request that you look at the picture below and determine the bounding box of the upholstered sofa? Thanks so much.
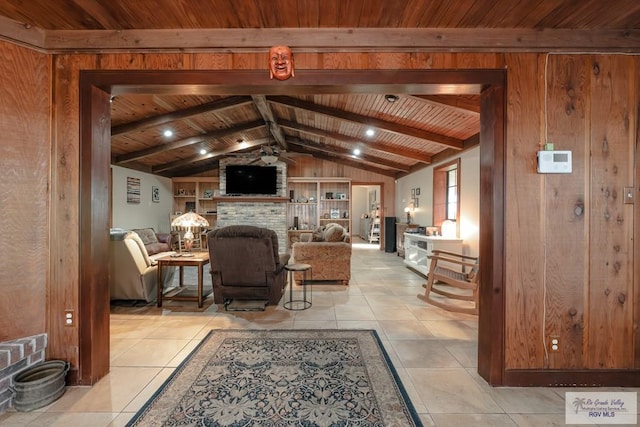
[292,223,351,285]
[131,228,178,255]
[109,229,177,302]
[207,225,290,305]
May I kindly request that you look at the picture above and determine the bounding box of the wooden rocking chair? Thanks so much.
[417,250,479,315]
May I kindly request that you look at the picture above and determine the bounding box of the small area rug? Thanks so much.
[127,329,422,426]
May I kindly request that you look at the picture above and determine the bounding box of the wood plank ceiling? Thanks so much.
[0,0,638,178]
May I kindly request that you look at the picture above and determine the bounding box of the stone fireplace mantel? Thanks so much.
[213,196,288,203]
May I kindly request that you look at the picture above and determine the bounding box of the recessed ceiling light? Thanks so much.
[163,130,173,137]
[353,148,361,156]
[365,129,375,137]
[384,94,398,103]
[199,149,207,155]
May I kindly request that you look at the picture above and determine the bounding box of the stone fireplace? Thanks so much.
[216,158,288,252]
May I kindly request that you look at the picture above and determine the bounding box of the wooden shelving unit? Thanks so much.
[287,177,352,233]
[172,177,219,226]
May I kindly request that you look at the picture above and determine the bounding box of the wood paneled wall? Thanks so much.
[0,41,50,342]
[504,53,639,372]
[0,44,635,384]
[287,156,396,216]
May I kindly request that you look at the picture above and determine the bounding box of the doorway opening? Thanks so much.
[76,69,506,386]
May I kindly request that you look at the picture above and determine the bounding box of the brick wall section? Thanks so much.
[216,201,288,252]
[218,158,288,252]
[0,333,47,413]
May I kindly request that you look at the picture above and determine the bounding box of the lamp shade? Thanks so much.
[171,211,209,228]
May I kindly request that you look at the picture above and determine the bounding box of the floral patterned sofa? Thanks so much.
[291,223,351,285]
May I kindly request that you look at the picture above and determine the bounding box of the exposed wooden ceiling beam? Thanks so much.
[398,133,480,177]
[412,95,480,114]
[250,95,287,150]
[279,119,431,164]
[171,160,220,178]
[115,120,264,164]
[2,27,634,53]
[111,95,253,136]
[269,96,463,150]
[293,146,397,177]
[287,138,410,172]
[152,137,268,174]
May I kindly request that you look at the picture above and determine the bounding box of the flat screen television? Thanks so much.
[225,165,278,195]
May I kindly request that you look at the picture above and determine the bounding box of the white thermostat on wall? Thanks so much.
[537,150,572,174]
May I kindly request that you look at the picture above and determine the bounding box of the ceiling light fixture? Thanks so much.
[384,94,398,103]
[163,130,173,137]
[199,149,207,155]
[353,148,361,156]
[365,129,375,137]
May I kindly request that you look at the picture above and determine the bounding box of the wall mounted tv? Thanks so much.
[225,165,278,195]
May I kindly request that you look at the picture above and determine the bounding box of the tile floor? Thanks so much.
[1,240,637,426]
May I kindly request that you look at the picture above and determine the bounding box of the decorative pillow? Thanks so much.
[131,228,158,246]
[323,225,345,242]
[312,230,324,242]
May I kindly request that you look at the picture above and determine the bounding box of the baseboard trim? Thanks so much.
[502,369,640,387]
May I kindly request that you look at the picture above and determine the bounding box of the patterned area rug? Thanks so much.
[127,329,422,426]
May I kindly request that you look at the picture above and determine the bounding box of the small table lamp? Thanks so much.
[171,212,209,252]
[404,207,412,224]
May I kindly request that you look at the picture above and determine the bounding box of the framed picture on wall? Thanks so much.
[152,186,160,203]
[411,188,415,197]
[415,187,421,196]
[126,177,140,204]
[413,198,419,208]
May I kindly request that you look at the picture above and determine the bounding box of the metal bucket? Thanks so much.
[11,360,69,411]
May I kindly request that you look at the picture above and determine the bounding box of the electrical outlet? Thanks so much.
[550,337,559,352]
[64,309,74,326]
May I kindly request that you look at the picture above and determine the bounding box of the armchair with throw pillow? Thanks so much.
[292,223,351,285]
[207,225,291,305]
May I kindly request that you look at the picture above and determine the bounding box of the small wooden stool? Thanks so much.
[283,263,312,310]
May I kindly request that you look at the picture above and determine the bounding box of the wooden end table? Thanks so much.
[156,252,210,308]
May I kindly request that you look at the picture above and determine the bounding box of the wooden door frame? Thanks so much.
[78,69,507,385]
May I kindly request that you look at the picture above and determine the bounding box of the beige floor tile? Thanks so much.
[122,368,174,412]
[389,339,464,369]
[371,305,419,320]
[109,337,141,362]
[489,387,567,414]
[46,367,162,413]
[443,341,478,368]
[408,367,503,413]
[431,413,517,426]
[335,304,376,321]
[507,413,571,426]
[11,412,118,427]
[144,318,208,339]
[422,319,477,340]
[292,305,335,321]
[0,411,42,426]
[110,338,191,367]
[379,319,434,340]
[293,320,338,329]
[166,339,202,367]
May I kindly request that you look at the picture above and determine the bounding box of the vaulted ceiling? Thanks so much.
[0,1,638,178]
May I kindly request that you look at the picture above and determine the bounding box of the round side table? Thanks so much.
[283,263,312,310]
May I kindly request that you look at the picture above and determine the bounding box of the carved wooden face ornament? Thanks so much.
[269,45,294,80]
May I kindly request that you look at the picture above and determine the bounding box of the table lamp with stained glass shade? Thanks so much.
[170,211,209,253]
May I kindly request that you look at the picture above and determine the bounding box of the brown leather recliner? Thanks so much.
[207,225,290,305]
